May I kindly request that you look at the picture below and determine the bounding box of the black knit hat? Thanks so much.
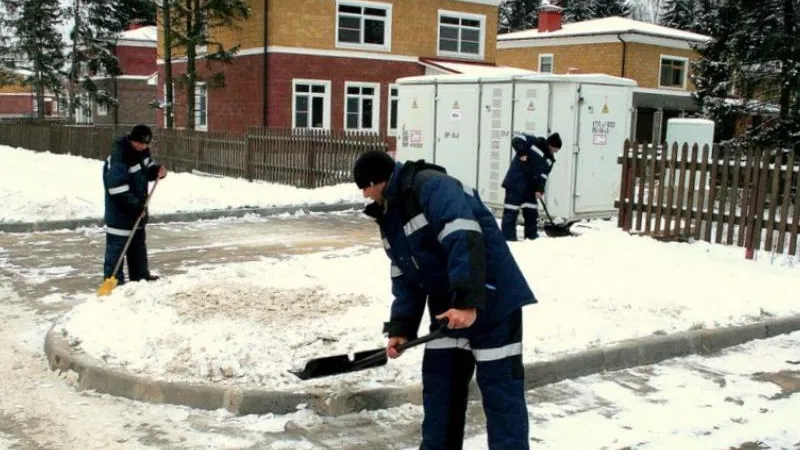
[547,132,562,149]
[353,150,395,189]
[130,124,152,144]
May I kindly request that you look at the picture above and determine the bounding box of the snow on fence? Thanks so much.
[616,140,800,257]
[0,123,388,189]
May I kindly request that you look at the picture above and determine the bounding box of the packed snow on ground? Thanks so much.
[52,219,800,392]
[0,145,362,223]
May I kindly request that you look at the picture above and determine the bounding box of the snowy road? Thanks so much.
[1,213,798,449]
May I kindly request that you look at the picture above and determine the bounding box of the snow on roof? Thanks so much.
[397,71,637,87]
[118,25,157,43]
[423,60,536,76]
[499,16,711,43]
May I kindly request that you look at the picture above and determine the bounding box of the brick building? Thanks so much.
[0,65,58,119]
[77,25,157,127]
[158,0,519,147]
[496,5,711,143]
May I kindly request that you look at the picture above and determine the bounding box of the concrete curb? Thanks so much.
[44,314,800,416]
[0,202,364,233]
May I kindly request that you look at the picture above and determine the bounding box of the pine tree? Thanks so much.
[4,0,66,119]
[629,0,659,22]
[659,0,698,31]
[167,0,250,130]
[562,0,594,23]
[591,0,631,18]
[499,0,542,33]
[692,0,800,150]
[67,0,129,123]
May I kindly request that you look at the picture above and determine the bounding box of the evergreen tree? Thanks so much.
[692,0,800,150]
[117,0,157,27]
[591,0,631,18]
[167,0,250,130]
[563,0,594,23]
[4,0,66,119]
[67,0,128,123]
[629,0,659,22]
[659,0,699,31]
[499,0,542,33]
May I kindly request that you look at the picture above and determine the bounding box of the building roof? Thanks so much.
[498,16,711,44]
[117,25,157,47]
[419,58,535,76]
[397,72,638,87]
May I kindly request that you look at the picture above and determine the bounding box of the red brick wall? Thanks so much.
[117,46,157,76]
[157,51,423,153]
[157,54,264,133]
[0,94,34,116]
[267,53,423,134]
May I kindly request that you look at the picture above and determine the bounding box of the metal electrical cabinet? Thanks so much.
[395,73,637,222]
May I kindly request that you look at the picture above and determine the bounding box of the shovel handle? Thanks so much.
[395,318,449,352]
[350,319,448,371]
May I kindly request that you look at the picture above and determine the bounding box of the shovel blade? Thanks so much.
[290,348,388,380]
[96,276,119,296]
[543,223,573,238]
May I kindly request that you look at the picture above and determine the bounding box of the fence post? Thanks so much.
[245,129,254,182]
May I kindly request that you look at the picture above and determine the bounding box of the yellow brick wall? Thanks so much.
[497,43,624,76]
[497,41,700,90]
[624,43,697,90]
[159,0,498,62]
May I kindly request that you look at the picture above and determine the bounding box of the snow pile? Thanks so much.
[54,222,800,392]
[0,145,363,223]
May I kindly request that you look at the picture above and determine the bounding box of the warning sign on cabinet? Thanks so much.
[602,103,609,114]
[450,100,462,121]
[527,101,535,111]
[591,120,616,146]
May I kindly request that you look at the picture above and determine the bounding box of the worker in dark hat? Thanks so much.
[102,124,167,285]
[353,150,536,449]
[501,132,562,241]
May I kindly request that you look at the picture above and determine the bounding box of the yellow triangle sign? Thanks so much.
[602,103,609,114]
[412,100,418,109]
[453,101,460,109]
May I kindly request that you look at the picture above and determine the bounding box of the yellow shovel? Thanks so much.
[97,179,160,296]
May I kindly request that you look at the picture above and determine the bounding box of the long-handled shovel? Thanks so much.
[290,319,448,380]
[97,179,160,296]
[538,197,574,238]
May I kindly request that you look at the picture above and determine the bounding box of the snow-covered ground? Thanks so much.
[0,145,362,223]
[53,221,800,391]
[6,144,800,394]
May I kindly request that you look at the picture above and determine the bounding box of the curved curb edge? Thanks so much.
[43,314,800,417]
[1,202,364,233]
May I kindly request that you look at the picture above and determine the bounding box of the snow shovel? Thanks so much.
[290,319,448,380]
[538,197,573,238]
[97,179,160,296]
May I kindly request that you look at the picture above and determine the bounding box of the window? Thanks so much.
[538,54,553,73]
[438,10,485,59]
[344,82,380,131]
[387,84,398,136]
[293,79,331,129]
[195,82,208,131]
[659,55,687,89]
[96,91,108,116]
[336,1,392,51]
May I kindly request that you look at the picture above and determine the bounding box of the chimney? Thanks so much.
[537,1,563,33]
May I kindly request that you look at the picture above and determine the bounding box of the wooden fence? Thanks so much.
[617,140,800,256]
[0,123,387,188]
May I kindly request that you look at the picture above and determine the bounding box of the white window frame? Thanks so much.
[387,83,399,136]
[335,0,393,52]
[538,54,554,73]
[658,54,689,90]
[292,79,332,129]
[343,81,380,132]
[437,10,486,60]
[195,82,208,131]
[96,90,108,116]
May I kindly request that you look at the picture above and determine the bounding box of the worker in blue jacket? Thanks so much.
[353,150,537,449]
[102,125,167,284]
[501,132,562,241]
